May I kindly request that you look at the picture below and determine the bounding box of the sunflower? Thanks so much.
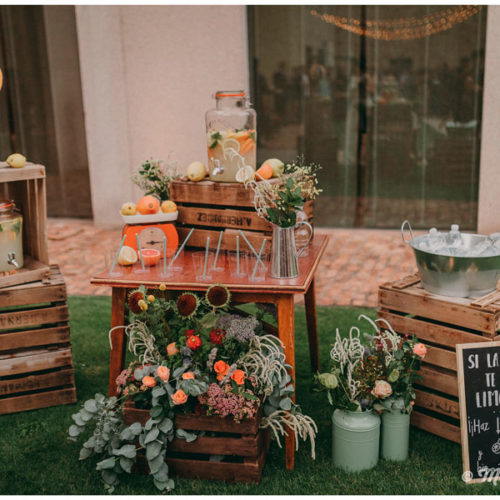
[128,291,145,314]
[205,284,231,309]
[177,292,199,318]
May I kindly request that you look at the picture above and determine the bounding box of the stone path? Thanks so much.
[47,218,420,307]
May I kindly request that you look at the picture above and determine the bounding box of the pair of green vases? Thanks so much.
[331,406,410,472]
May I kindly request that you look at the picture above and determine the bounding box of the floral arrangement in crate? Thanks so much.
[68,284,316,493]
[315,315,427,412]
[246,156,322,228]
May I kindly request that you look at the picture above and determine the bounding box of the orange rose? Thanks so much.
[231,369,245,385]
[214,360,230,381]
[171,389,188,405]
[157,366,170,382]
[167,342,179,356]
[182,372,195,380]
[142,376,156,388]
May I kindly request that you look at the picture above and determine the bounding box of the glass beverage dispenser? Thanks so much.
[205,90,257,182]
[0,200,23,272]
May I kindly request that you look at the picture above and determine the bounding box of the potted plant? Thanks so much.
[364,316,427,461]
[246,157,321,278]
[315,322,382,472]
[68,284,317,492]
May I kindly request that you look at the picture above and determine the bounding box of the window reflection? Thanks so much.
[249,5,486,229]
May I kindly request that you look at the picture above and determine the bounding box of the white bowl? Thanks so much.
[120,210,178,224]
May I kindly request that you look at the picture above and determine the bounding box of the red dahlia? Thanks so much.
[209,328,226,345]
[186,335,202,351]
[184,328,196,337]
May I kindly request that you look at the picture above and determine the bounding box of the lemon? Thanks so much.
[235,166,255,183]
[161,200,177,213]
[6,153,26,168]
[117,245,138,266]
[186,161,207,182]
[121,202,137,216]
[221,138,240,153]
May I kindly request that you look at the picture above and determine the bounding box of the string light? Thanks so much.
[310,6,482,41]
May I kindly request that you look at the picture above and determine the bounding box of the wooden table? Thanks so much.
[91,234,328,470]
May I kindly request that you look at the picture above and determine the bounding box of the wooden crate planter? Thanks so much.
[0,163,50,288]
[170,178,313,252]
[377,273,500,444]
[123,402,269,483]
[0,265,76,414]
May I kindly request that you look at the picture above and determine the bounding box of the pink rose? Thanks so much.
[413,343,427,358]
[372,380,392,399]
[157,366,170,382]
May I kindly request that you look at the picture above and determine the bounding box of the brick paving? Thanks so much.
[47,218,420,307]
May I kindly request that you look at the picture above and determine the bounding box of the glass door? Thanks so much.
[249,5,486,229]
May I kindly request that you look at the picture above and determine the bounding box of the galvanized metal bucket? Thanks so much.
[380,410,410,462]
[401,220,500,298]
[270,221,313,279]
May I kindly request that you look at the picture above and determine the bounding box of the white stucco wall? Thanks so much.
[75,5,249,226]
[478,6,500,234]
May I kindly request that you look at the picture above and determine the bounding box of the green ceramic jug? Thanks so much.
[332,409,380,472]
[380,409,410,461]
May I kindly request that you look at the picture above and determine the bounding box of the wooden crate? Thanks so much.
[0,163,50,288]
[0,265,76,414]
[377,273,500,444]
[124,402,269,483]
[171,178,313,252]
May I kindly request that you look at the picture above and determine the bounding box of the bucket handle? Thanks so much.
[401,220,414,244]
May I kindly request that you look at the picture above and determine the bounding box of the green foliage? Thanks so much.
[131,158,179,200]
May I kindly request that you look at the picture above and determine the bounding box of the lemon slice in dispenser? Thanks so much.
[221,138,240,153]
[235,166,255,183]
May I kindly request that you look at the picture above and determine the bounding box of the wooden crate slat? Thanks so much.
[421,344,457,371]
[0,325,70,352]
[414,389,460,420]
[0,281,66,309]
[470,289,500,309]
[377,310,493,347]
[169,434,260,457]
[0,347,73,377]
[177,205,272,232]
[0,387,76,415]
[410,411,461,444]
[0,368,74,396]
[419,365,458,397]
[0,257,51,289]
[378,285,498,336]
[0,163,45,181]
[175,412,261,435]
[0,304,68,331]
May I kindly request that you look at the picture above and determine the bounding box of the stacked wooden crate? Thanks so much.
[0,163,50,288]
[0,164,76,414]
[378,274,500,443]
[170,178,313,252]
[0,265,76,414]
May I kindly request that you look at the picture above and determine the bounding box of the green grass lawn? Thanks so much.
[0,296,497,495]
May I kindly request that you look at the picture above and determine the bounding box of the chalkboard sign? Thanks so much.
[456,341,500,484]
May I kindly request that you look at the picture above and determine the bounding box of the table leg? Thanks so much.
[108,287,128,396]
[277,294,295,471]
[304,278,320,373]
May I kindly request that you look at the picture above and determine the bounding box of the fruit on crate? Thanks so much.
[117,245,138,266]
[121,202,137,216]
[6,153,26,168]
[255,163,273,181]
[260,158,285,178]
[186,161,207,182]
[137,195,160,215]
[161,200,177,213]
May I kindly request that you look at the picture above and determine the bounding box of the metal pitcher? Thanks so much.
[270,221,313,279]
